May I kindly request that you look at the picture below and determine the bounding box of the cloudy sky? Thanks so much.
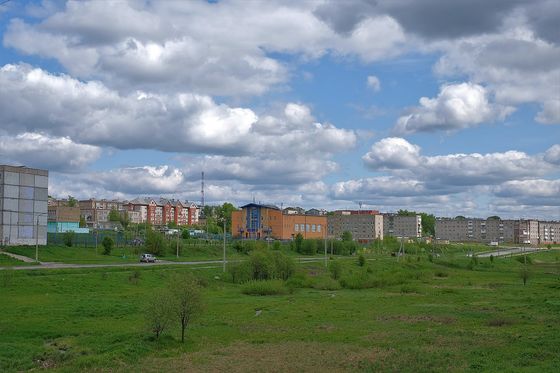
[0,0,559,219]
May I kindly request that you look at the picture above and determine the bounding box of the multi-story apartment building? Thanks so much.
[327,210,383,243]
[79,198,140,228]
[47,206,89,233]
[435,218,516,243]
[539,221,560,244]
[515,219,539,245]
[232,203,327,240]
[383,214,422,238]
[126,198,198,226]
[0,165,48,246]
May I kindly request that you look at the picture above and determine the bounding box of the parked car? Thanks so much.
[140,253,156,263]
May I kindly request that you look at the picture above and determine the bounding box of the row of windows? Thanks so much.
[294,224,322,232]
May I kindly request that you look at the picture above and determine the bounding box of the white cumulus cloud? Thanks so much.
[393,82,515,134]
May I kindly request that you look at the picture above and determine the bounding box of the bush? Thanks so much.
[228,250,295,283]
[300,239,318,255]
[271,251,295,280]
[145,291,173,339]
[490,254,494,263]
[312,277,341,291]
[286,271,314,289]
[241,280,289,296]
[228,262,252,284]
[272,240,281,251]
[63,231,75,247]
[145,229,166,256]
[328,261,343,280]
[515,255,532,264]
[358,254,366,267]
[434,270,449,278]
[102,236,114,255]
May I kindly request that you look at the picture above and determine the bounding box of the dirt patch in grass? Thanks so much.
[137,341,390,372]
[376,315,456,324]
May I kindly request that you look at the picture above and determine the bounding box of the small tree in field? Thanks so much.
[102,236,114,255]
[168,274,203,343]
[63,231,75,247]
[145,291,173,339]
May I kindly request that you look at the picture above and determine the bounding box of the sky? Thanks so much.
[0,0,559,219]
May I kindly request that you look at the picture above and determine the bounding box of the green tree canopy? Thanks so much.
[108,208,120,222]
[341,231,353,242]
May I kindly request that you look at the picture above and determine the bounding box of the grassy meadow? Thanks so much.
[1,248,559,372]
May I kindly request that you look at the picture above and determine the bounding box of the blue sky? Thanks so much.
[0,0,558,219]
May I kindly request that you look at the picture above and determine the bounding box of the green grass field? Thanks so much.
[1,249,559,372]
[3,243,246,265]
[0,253,30,266]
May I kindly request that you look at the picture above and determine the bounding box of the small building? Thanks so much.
[232,203,327,240]
[47,206,89,233]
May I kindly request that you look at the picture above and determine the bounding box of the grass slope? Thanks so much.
[1,250,559,372]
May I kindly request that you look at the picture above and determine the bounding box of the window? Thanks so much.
[312,224,316,232]
[295,224,299,232]
[317,225,321,232]
[300,224,305,231]
[306,224,310,232]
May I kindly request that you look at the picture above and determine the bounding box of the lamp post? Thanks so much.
[223,219,226,273]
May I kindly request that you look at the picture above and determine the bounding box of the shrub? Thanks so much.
[428,254,434,263]
[490,254,494,263]
[434,270,449,278]
[249,250,276,280]
[358,254,366,267]
[228,262,252,284]
[328,260,343,280]
[63,231,75,247]
[228,250,295,283]
[241,280,289,296]
[145,230,166,256]
[271,252,295,280]
[272,240,281,251]
[145,291,173,339]
[515,255,532,264]
[102,236,114,255]
[312,277,341,291]
[286,271,313,289]
[300,239,318,255]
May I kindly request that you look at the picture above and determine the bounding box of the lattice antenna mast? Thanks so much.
[201,171,205,211]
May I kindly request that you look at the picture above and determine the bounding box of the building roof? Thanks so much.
[240,203,280,210]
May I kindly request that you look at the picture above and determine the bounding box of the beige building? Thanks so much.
[515,220,539,245]
[327,211,383,243]
[383,214,422,238]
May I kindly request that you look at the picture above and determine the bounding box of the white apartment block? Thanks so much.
[0,165,48,246]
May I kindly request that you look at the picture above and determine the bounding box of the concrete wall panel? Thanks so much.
[20,173,35,186]
[4,172,19,185]
[4,185,19,198]
[35,175,48,188]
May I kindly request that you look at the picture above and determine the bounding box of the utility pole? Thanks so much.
[223,219,227,273]
[35,215,39,262]
[324,231,327,267]
[176,232,179,258]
